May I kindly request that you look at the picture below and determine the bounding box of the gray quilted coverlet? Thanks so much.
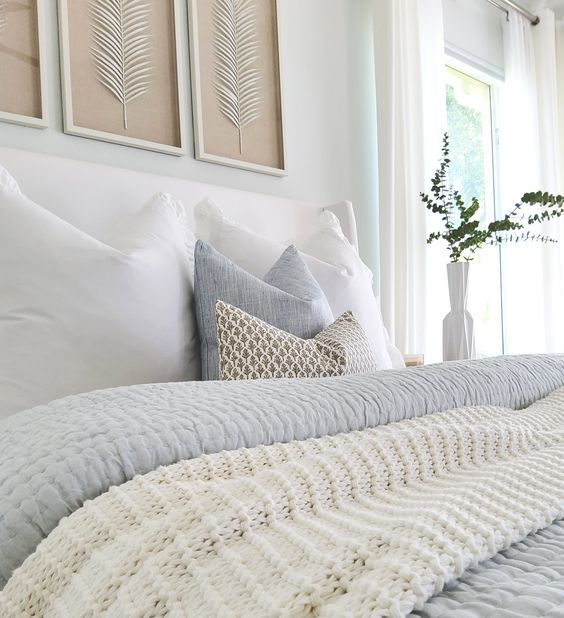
[413,520,564,617]
[2,354,564,597]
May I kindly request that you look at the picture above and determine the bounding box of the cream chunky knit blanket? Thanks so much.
[4,389,564,617]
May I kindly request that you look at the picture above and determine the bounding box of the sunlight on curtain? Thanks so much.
[373,0,445,356]
[558,21,564,193]
[500,9,562,355]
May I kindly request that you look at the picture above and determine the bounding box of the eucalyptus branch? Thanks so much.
[485,232,557,246]
[421,133,563,262]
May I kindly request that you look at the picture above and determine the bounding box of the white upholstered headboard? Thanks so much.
[0,147,358,250]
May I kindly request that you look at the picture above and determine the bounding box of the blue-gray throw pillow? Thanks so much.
[194,240,334,380]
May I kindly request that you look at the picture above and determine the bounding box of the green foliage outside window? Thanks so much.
[445,83,486,213]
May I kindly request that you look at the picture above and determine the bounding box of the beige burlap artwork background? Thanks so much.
[61,0,183,151]
[190,0,285,173]
[0,0,43,121]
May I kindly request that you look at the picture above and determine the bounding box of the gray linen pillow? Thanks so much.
[194,240,334,380]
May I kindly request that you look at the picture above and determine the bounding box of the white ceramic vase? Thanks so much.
[443,262,475,361]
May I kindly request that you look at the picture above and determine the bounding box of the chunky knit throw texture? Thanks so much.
[4,388,564,617]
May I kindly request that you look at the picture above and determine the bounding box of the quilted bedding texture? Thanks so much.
[1,354,564,593]
[413,520,564,617]
[4,384,564,616]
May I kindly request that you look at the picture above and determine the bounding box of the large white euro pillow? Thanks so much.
[0,166,198,419]
[194,198,404,370]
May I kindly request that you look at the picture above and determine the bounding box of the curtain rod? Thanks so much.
[485,0,540,25]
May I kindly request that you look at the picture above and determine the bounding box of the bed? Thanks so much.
[2,147,564,617]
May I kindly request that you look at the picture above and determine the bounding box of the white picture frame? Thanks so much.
[188,0,287,176]
[0,0,49,129]
[58,0,187,156]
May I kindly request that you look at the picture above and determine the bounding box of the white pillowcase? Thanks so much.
[0,167,199,419]
[297,210,405,370]
[194,198,404,370]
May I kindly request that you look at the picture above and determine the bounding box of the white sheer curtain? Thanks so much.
[372,0,445,356]
[559,19,564,191]
[500,9,563,354]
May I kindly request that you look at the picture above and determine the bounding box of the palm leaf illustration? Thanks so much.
[90,0,152,130]
[0,1,7,38]
[213,0,262,154]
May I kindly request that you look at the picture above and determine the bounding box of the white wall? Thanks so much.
[0,1,379,274]
[443,0,505,76]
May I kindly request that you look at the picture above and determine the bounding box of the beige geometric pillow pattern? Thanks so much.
[216,300,378,380]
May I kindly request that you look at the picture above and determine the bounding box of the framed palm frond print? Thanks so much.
[188,0,286,176]
[0,0,48,128]
[58,0,187,155]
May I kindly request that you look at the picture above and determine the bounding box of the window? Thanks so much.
[444,63,503,358]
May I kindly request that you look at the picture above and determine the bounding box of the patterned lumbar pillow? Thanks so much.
[216,301,378,380]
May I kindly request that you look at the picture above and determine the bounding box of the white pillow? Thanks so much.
[297,210,405,370]
[194,198,404,370]
[0,165,21,194]
[0,168,198,419]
